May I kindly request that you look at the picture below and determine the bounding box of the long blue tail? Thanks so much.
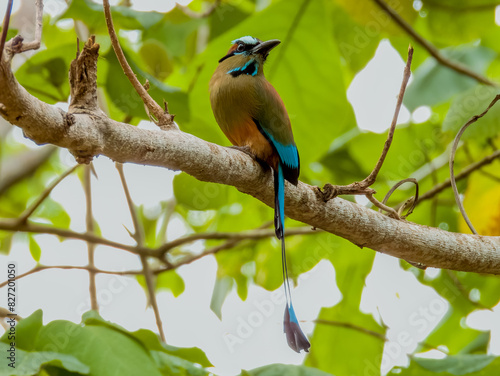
[274,164,310,353]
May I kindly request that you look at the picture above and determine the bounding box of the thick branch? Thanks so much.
[1,39,500,275]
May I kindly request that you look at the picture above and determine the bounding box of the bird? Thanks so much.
[209,35,310,353]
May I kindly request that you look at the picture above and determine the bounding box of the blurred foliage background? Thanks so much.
[1,0,500,375]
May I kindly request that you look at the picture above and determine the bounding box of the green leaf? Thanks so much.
[210,276,233,319]
[0,309,43,351]
[140,40,174,81]
[35,197,71,229]
[415,354,495,375]
[208,3,251,42]
[306,301,385,376]
[142,8,202,59]
[0,343,90,376]
[82,311,212,367]
[28,235,42,262]
[173,172,230,210]
[404,46,496,111]
[151,351,208,376]
[59,0,163,33]
[0,231,13,255]
[35,320,163,376]
[16,44,76,103]
[241,363,335,376]
[156,270,185,297]
[422,1,500,46]
[102,49,189,122]
[332,2,380,77]
[390,355,500,376]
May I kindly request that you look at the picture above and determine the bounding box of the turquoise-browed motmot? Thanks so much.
[209,36,310,353]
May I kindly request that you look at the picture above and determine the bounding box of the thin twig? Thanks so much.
[417,150,500,204]
[102,0,174,129]
[0,0,13,62]
[314,319,386,341]
[449,94,500,234]
[321,46,414,202]
[165,238,242,272]
[115,163,165,342]
[178,0,221,18]
[16,164,80,224]
[0,219,154,256]
[372,0,498,87]
[366,193,400,219]
[4,0,43,55]
[365,45,413,186]
[0,265,142,288]
[157,226,317,256]
[84,165,98,311]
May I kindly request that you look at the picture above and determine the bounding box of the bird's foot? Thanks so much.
[316,183,337,202]
[229,145,255,158]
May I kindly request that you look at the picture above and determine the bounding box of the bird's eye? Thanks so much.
[236,43,245,52]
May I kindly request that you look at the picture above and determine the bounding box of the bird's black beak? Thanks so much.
[252,39,281,58]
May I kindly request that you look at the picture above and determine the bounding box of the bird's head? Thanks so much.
[219,36,281,64]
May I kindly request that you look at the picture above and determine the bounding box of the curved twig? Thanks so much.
[382,178,419,219]
[449,94,500,235]
[102,0,174,129]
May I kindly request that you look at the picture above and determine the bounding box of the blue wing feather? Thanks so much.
[259,127,299,169]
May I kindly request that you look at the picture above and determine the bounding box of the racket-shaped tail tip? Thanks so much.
[283,304,311,353]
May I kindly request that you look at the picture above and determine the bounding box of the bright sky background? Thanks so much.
[1,1,500,375]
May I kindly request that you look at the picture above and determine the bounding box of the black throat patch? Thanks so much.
[227,59,259,77]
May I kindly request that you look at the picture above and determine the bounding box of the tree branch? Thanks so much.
[84,165,98,311]
[0,219,155,256]
[158,226,317,257]
[1,39,500,275]
[320,46,413,201]
[102,0,174,129]
[0,264,142,289]
[0,0,13,62]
